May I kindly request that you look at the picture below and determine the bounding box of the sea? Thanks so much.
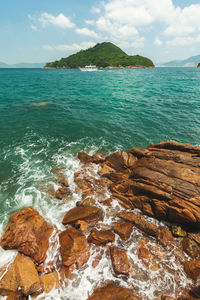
[0,67,200,299]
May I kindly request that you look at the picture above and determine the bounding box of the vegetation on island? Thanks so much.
[197,63,200,68]
[45,42,154,68]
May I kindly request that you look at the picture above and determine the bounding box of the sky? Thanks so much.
[0,0,200,64]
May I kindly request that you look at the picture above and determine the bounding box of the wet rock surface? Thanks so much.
[107,140,200,228]
[59,227,90,268]
[87,283,139,300]
[88,229,115,245]
[62,206,103,226]
[0,207,54,264]
[2,141,200,299]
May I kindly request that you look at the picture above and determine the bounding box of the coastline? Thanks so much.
[0,140,199,299]
[43,66,156,70]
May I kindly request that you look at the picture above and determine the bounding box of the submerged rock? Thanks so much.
[87,283,139,300]
[0,207,54,264]
[59,227,90,268]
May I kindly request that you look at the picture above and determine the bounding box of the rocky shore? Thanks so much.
[1,140,200,299]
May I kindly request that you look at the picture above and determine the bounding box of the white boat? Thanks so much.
[79,65,98,72]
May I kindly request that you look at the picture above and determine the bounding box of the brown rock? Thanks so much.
[104,141,200,229]
[59,265,75,282]
[88,229,115,245]
[6,291,26,300]
[184,260,200,282]
[0,262,18,296]
[58,176,69,187]
[100,198,113,207]
[75,220,89,233]
[161,296,176,300]
[78,152,93,164]
[62,206,103,227]
[59,227,90,268]
[0,207,54,264]
[182,237,200,260]
[118,211,159,237]
[138,243,150,263]
[87,283,139,300]
[113,221,133,240]
[54,187,71,200]
[15,254,41,295]
[158,227,174,248]
[78,152,103,164]
[82,197,96,206]
[39,272,59,293]
[109,247,130,276]
[92,259,100,268]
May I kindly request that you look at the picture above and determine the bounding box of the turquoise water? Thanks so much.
[0,67,200,221]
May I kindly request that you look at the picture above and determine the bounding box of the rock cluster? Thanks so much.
[1,140,200,299]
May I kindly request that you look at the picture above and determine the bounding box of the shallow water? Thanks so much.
[0,67,198,299]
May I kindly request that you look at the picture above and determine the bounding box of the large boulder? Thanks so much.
[62,206,103,227]
[87,283,139,300]
[59,227,90,268]
[0,207,54,264]
[104,141,200,228]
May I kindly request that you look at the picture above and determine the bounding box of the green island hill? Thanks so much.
[197,63,200,68]
[44,42,155,69]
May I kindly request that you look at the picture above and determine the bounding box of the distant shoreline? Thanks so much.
[43,66,156,70]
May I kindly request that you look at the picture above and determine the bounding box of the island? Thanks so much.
[197,63,200,68]
[44,42,155,69]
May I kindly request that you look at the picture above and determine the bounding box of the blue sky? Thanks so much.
[0,0,200,64]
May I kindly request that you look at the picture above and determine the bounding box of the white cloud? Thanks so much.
[75,27,98,38]
[43,42,96,52]
[85,20,95,26]
[154,38,163,46]
[88,0,200,51]
[91,7,101,14]
[31,25,37,31]
[39,13,75,29]
[166,35,200,47]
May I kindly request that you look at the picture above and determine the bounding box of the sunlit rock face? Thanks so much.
[2,140,200,299]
